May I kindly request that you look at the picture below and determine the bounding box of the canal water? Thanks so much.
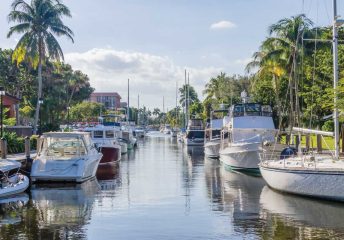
[0,132,344,239]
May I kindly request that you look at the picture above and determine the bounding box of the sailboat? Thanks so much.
[260,0,344,201]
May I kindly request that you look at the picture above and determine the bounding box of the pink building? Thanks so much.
[89,92,122,110]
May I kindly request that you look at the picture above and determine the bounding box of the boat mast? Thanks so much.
[127,79,130,124]
[137,94,140,125]
[333,0,340,158]
[176,81,178,127]
[184,69,187,128]
[187,72,190,121]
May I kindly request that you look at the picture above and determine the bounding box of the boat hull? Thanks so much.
[219,142,260,171]
[31,155,101,183]
[185,138,204,146]
[99,146,121,164]
[260,165,344,201]
[0,174,29,198]
[204,141,220,158]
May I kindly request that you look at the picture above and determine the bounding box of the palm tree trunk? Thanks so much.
[33,41,43,134]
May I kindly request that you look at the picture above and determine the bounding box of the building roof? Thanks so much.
[91,92,121,99]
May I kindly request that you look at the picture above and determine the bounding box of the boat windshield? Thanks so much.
[42,136,87,159]
[232,103,272,117]
[105,130,115,138]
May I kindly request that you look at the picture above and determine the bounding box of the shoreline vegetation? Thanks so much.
[0,2,342,152]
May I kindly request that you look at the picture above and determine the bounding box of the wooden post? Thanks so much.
[286,134,290,145]
[0,138,7,159]
[341,124,344,153]
[25,136,30,160]
[317,134,322,153]
[295,135,300,150]
[305,135,310,152]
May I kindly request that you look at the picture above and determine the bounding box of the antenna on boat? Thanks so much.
[333,0,342,158]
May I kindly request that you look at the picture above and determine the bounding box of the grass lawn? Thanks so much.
[279,135,337,151]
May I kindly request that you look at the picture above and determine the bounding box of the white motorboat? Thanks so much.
[31,132,102,183]
[0,160,29,198]
[184,119,205,146]
[204,109,227,158]
[163,124,172,135]
[170,128,178,138]
[121,125,137,150]
[259,3,344,201]
[84,125,122,164]
[219,93,275,172]
[134,127,145,138]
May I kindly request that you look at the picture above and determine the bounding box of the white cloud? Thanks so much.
[65,48,222,109]
[210,20,236,30]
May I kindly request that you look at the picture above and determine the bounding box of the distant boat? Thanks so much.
[31,132,102,183]
[163,124,172,135]
[0,160,29,198]
[134,126,145,138]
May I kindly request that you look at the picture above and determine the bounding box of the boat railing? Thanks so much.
[259,150,342,171]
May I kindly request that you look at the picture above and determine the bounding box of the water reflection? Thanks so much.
[0,194,29,225]
[30,179,100,239]
[260,186,344,239]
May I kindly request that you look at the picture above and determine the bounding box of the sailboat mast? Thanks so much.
[176,81,178,126]
[333,0,340,158]
[187,72,190,123]
[127,79,130,124]
[184,69,187,128]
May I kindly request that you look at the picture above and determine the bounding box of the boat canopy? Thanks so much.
[39,132,92,159]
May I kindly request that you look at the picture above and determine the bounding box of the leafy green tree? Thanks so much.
[7,0,74,134]
[69,102,104,122]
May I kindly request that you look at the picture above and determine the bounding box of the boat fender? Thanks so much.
[280,147,297,160]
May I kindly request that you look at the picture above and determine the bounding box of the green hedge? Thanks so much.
[3,131,38,154]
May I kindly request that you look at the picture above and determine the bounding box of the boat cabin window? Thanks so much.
[232,103,272,117]
[43,136,87,158]
[93,130,104,138]
[105,130,115,138]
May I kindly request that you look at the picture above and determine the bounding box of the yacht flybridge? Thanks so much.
[31,132,102,183]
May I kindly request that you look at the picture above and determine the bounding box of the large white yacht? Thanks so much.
[219,91,275,173]
[31,132,102,183]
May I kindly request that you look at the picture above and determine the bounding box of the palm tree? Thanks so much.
[7,0,74,134]
[179,84,199,107]
[152,108,161,117]
[203,72,227,101]
[247,14,312,129]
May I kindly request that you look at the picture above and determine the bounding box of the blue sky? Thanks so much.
[0,0,337,109]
